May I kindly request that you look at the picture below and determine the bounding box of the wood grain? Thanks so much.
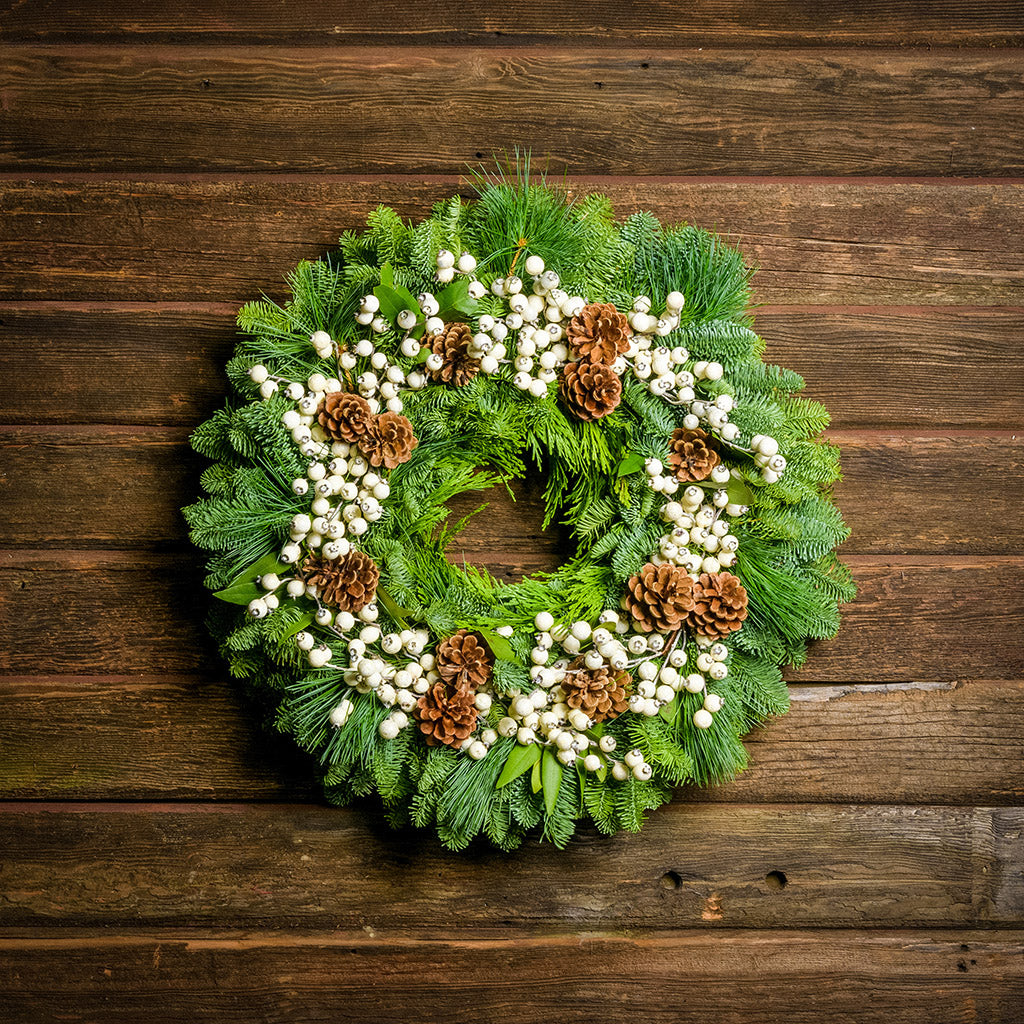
[0,426,1020,554]
[1,676,1020,805]
[3,1,1023,46]
[2,49,1023,174]
[1,930,1022,1024]
[3,307,1022,428]
[4,180,1021,305]
[0,552,1021,681]
[1,803,1021,929]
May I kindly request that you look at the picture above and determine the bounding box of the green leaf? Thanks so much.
[531,758,543,793]
[726,475,755,507]
[660,696,680,723]
[541,748,563,815]
[380,262,394,288]
[496,743,541,788]
[435,278,479,320]
[213,551,286,604]
[617,452,645,478]
[279,611,313,640]
[376,584,416,629]
[373,282,421,323]
[477,626,516,662]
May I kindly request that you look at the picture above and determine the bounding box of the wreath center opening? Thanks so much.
[444,462,574,584]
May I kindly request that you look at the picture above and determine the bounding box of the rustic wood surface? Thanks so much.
[1,3,1023,1021]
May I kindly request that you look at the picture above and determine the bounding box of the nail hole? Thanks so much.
[957,960,968,973]
[660,870,682,890]
[641,62,649,68]
[594,81,603,89]
[475,152,484,159]
[200,79,212,89]
[765,870,788,889]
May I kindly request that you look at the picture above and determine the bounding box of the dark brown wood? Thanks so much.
[3,307,1022,428]
[4,181,1021,305]
[829,431,1024,553]
[761,309,1024,428]
[0,674,316,801]
[1,929,1022,1024]
[3,49,1023,174]
[3,1,1023,45]
[0,803,1020,928]
[1,676,1020,805]
[700,679,1024,804]
[0,551,1021,681]
[0,426,1020,554]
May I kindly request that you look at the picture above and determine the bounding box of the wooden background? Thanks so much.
[1,3,1023,1021]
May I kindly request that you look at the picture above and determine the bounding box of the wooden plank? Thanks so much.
[0,803,1020,928]
[2,49,1024,174]
[0,675,315,801]
[2,307,1022,428]
[3,1,1023,46]
[829,431,1024,554]
[2,180,1021,306]
[761,309,1024,428]
[0,552,1021,681]
[1,930,1022,1024]
[699,680,1024,804]
[1,676,1020,805]
[0,427,1021,555]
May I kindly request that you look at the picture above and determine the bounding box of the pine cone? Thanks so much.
[299,550,379,613]
[559,360,622,421]
[668,427,720,482]
[563,660,631,722]
[318,391,374,444]
[416,679,479,748]
[360,412,418,470]
[567,302,632,364]
[625,562,696,634]
[427,322,481,387]
[687,571,748,639]
[435,629,493,689]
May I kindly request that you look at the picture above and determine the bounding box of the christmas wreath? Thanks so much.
[184,172,854,849]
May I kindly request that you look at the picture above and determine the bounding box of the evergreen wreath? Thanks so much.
[184,169,854,850]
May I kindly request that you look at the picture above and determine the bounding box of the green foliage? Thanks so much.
[184,168,852,851]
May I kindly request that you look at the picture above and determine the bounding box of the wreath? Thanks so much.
[184,174,854,850]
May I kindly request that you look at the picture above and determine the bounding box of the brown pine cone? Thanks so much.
[563,659,631,722]
[299,550,379,613]
[427,322,481,387]
[435,629,493,689]
[668,427,720,482]
[687,571,749,639]
[566,302,632,364]
[559,360,622,421]
[416,680,479,748]
[318,391,374,444]
[360,412,418,470]
[625,562,696,634]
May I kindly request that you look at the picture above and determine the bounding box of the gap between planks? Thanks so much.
[3,171,1024,185]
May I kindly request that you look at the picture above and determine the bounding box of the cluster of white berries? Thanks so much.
[492,604,730,778]
[295,622,510,755]
[243,359,398,624]
[653,492,742,575]
[748,434,787,483]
